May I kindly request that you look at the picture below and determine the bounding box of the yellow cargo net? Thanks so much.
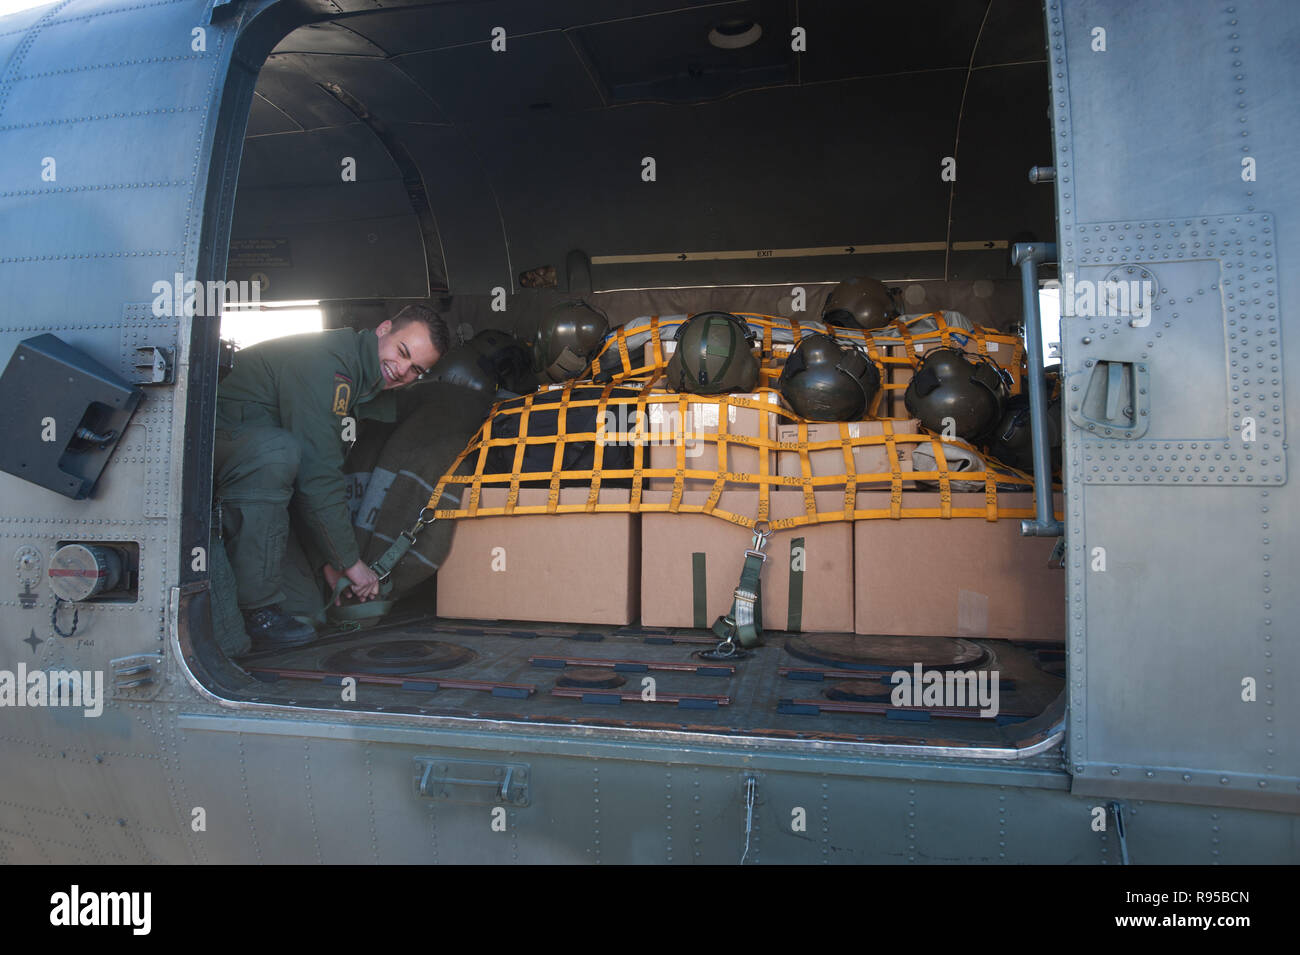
[424,383,1060,531]
[591,311,1026,414]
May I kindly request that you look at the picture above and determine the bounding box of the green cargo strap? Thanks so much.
[711,522,771,649]
[692,552,707,629]
[326,506,437,624]
[369,531,413,583]
[327,597,393,627]
[787,536,805,633]
[326,569,394,626]
[327,533,404,604]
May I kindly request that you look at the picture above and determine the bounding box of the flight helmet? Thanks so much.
[903,347,1008,441]
[534,300,609,383]
[432,329,538,395]
[777,332,882,420]
[665,311,759,394]
[987,366,1062,472]
[822,277,900,330]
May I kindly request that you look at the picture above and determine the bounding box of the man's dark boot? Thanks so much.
[242,605,316,652]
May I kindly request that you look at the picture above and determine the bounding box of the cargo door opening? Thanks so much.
[188,0,1066,756]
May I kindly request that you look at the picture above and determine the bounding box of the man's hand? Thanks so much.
[344,559,380,602]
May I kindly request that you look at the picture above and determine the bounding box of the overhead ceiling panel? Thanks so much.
[973,0,1050,66]
[948,64,1055,245]
[255,55,360,130]
[336,0,685,56]
[270,20,388,56]
[468,69,965,262]
[572,0,793,103]
[246,91,303,137]
[271,52,452,126]
[394,32,603,123]
[238,125,401,187]
[797,0,990,82]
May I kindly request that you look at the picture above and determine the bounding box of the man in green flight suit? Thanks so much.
[215,304,449,651]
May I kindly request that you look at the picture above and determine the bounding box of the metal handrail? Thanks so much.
[1010,241,1064,538]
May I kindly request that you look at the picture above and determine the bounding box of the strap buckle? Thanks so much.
[372,506,439,587]
[698,624,749,661]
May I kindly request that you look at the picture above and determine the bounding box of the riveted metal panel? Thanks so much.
[0,0,249,864]
[1048,0,1300,812]
[1068,219,1283,485]
[162,710,1300,863]
[118,303,179,518]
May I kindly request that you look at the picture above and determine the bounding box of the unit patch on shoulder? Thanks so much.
[332,372,353,416]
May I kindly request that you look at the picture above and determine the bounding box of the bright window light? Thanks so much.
[1038,284,1061,366]
[221,305,323,349]
[0,0,57,15]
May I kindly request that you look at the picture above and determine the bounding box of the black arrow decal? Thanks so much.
[845,246,855,253]
[678,253,687,261]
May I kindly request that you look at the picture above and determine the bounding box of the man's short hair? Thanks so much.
[390,304,450,358]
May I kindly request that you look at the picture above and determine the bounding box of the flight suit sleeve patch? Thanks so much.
[332,373,352,416]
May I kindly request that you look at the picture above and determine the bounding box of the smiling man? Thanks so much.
[214,304,448,651]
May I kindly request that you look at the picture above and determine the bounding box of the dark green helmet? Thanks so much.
[665,311,759,394]
[469,329,538,395]
[903,347,1008,441]
[987,366,1062,472]
[777,333,882,420]
[822,277,900,330]
[534,300,609,383]
[432,329,537,395]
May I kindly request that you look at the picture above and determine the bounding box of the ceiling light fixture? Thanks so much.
[708,18,761,50]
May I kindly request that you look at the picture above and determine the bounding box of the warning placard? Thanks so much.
[229,238,292,269]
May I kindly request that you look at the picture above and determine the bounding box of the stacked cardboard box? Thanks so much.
[640,490,854,633]
[436,487,640,625]
[776,419,921,488]
[853,491,1063,641]
[645,391,785,491]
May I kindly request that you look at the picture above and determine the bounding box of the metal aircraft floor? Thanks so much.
[234,614,1066,749]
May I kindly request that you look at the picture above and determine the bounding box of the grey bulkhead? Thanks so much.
[0,0,1291,864]
[1046,0,1299,818]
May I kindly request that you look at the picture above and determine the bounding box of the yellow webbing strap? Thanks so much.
[615,329,632,380]
[647,316,663,370]
[423,387,1058,531]
[548,384,571,511]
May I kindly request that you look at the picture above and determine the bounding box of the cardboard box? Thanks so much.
[641,490,854,633]
[437,487,640,625]
[641,336,676,370]
[853,491,1063,641]
[776,419,921,487]
[646,391,785,490]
